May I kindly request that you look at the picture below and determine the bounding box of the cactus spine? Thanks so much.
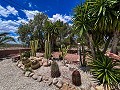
[30,40,38,57]
[45,33,51,59]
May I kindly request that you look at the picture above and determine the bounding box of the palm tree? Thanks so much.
[0,32,15,46]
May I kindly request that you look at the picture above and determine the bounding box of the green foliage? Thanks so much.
[21,51,30,58]
[59,45,70,59]
[44,33,51,59]
[51,61,61,78]
[59,45,70,65]
[0,32,15,46]
[30,39,38,57]
[72,70,81,86]
[21,57,31,69]
[90,52,120,86]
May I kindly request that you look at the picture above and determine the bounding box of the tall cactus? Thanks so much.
[59,45,70,65]
[30,39,38,57]
[44,33,51,59]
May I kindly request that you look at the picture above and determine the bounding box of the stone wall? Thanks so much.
[0,49,31,58]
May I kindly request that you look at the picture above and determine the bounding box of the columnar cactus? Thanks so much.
[51,61,61,78]
[30,40,38,57]
[72,70,81,86]
[44,33,51,59]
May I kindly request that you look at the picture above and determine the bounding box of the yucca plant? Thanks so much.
[90,51,120,89]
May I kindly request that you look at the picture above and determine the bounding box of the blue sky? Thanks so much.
[0,0,85,44]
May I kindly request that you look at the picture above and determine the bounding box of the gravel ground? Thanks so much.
[0,58,57,90]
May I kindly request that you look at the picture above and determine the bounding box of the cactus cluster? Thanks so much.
[59,45,70,65]
[30,40,38,57]
[51,61,61,78]
[72,70,81,86]
[31,60,40,70]
[22,57,31,68]
[44,33,51,59]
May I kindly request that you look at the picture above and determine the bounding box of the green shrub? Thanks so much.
[90,52,120,87]
[22,51,30,58]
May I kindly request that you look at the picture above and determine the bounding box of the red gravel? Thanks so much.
[52,52,79,62]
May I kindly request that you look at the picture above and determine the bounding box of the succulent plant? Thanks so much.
[51,61,61,78]
[72,70,81,86]
[30,39,38,57]
[59,45,70,65]
[22,57,31,68]
[44,33,51,60]
[31,60,40,70]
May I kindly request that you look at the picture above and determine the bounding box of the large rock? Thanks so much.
[43,76,49,81]
[18,64,22,68]
[20,65,25,70]
[36,57,43,61]
[32,74,38,80]
[25,71,31,77]
[37,76,43,82]
[53,78,58,85]
[48,78,53,86]
[43,61,51,67]
[60,82,69,90]
[95,84,104,90]
[29,73,34,77]
[55,79,63,89]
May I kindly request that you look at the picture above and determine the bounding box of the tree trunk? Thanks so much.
[103,37,111,54]
[86,33,96,60]
[82,45,86,67]
[110,31,119,55]
[79,46,82,66]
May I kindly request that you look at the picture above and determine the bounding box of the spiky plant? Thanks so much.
[72,70,81,86]
[31,60,40,70]
[22,57,31,68]
[30,39,38,57]
[51,61,61,78]
[59,45,70,65]
[90,52,120,88]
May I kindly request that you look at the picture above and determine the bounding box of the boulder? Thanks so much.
[43,61,51,67]
[25,71,31,77]
[20,65,25,70]
[53,78,58,85]
[37,76,43,82]
[60,82,69,90]
[95,84,104,90]
[36,57,43,61]
[29,73,34,77]
[32,74,38,80]
[18,64,22,68]
[48,79,53,86]
[55,79,63,89]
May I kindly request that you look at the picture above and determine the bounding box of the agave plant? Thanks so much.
[90,51,120,88]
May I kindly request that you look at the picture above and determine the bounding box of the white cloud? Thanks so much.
[23,10,41,20]
[6,6,18,16]
[0,5,18,17]
[28,3,32,7]
[17,17,28,23]
[49,14,72,23]
[0,18,28,32]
